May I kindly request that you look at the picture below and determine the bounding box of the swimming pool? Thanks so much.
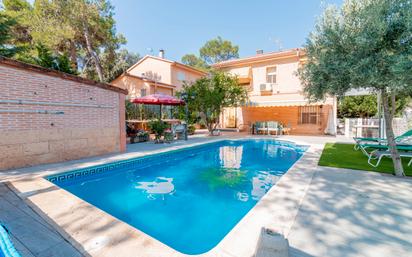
[47,139,307,255]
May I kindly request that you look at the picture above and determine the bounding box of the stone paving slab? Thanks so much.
[288,167,412,257]
[0,183,82,257]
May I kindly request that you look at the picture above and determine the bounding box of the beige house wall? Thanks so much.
[171,66,204,92]
[217,50,337,135]
[112,56,206,98]
[112,76,152,98]
[111,76,174,99]
[128,58,172,85]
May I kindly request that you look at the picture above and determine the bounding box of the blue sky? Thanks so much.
[115,1,343,61]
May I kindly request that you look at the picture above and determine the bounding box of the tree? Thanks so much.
[298,0,412,176]
[30,44,76,74]
[34,0,125,81]
[1,0,32,48]
[1,0,127,81]
[181,54,208,71]
[338,95,411,118]
[0,13,22,57]
[100,49,140,82]
[179,72,247,135]
[338,96,377,118]
[200,36,239,65]
[181,36,239,70]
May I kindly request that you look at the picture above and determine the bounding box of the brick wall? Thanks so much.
[0,58,127,170]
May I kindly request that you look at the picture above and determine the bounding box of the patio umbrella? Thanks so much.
[131,93,185,119]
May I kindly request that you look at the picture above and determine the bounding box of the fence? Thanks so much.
[343,118,408,138]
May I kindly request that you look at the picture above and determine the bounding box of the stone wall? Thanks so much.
[0,57,127,170]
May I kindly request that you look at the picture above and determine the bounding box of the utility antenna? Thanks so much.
[146,48,154,55]
[269,37,283,51]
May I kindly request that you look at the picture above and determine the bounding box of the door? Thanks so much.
[225,107,237,128]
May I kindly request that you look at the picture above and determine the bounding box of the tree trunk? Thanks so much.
[82,21,104,82]
[381,90,405,176]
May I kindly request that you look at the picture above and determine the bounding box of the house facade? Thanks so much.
[111,50,206,99]
[213,49,337,135]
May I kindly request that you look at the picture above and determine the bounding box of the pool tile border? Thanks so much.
[47,139,307,185]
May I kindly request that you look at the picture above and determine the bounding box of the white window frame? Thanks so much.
[266,66,277,84]
[140,88,147,97]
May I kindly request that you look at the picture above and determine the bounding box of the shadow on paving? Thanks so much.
[287,167,412,257]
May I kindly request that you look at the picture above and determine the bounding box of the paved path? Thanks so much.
[288,167,412,257]
[0,183,82,257]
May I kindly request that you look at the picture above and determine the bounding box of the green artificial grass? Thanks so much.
[318,143,412,176]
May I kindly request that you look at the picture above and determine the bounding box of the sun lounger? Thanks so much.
[0,224,21,257]
[358,143,412,157]
[367,150,412,167]
[354,129,412,150]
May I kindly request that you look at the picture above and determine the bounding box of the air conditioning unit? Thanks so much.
[260,83,273,91]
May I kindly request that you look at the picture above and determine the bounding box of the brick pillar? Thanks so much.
[119,94,126,152]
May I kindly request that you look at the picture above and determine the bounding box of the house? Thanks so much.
[213,48,337,135]
[111,50,207,99]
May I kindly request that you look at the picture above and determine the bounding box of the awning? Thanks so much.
[244,100,325,107]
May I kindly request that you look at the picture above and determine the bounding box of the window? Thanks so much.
[266,66,277,84]
[298,106,322,125]
[140,88,147,97]
[177,72,186,81]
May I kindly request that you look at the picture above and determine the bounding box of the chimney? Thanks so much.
[159,49,165,59]
[256,49,263,55]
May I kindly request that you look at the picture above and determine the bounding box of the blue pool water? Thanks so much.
[48,139,307,254]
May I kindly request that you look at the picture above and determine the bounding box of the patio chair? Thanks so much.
[0,224,21,257]
[267,121,279,135]
[172,124,186,140]
[367,149,412,167]
[255,122,267,135]
[283,122,292,135]
[354,128,412,150]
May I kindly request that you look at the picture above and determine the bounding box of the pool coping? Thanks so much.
[4,136,323,257]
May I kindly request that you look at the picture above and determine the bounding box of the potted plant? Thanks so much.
[163,129,174,143]
[188,124,196,135]
[137,131,149,142]
[148,119,169,143]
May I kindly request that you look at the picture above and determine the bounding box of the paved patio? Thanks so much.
[1,134,411,257]
[0,183,83,257]
[288,167,412,257]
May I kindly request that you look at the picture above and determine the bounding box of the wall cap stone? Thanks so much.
[0,56,128,95]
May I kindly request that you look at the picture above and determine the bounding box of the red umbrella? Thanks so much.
[131,94,185,106]
[130,94,185,120]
